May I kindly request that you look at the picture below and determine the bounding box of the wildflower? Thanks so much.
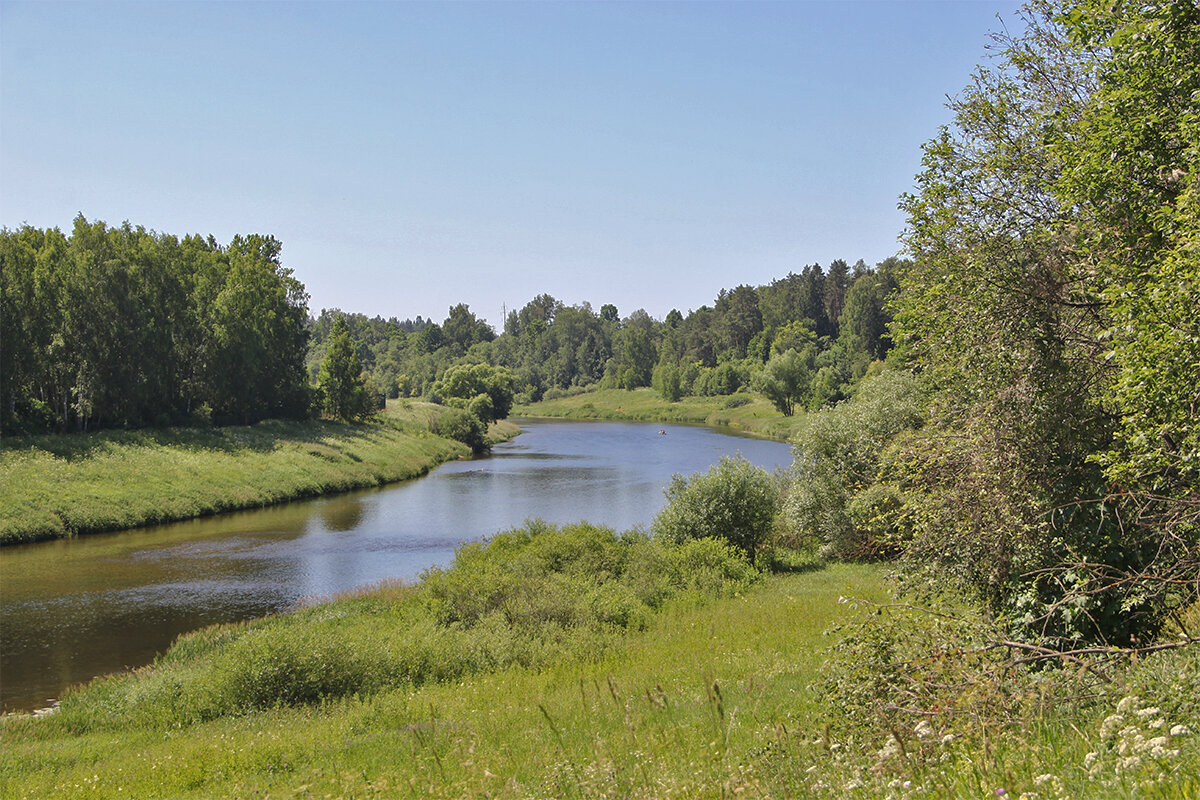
[995,789,1007,797]
[914,720,933,739]
[1116,695,1138,713]
[940,733,955,745]
[1170,724,1191,737]
[1034,774,1055,785]
[1135,706,1161,719]
[1099,714,1123,739]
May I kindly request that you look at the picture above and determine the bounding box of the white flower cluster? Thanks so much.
[1085,694,1188,782]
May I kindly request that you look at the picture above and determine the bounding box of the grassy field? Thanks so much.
[0,401,518,545]
[515,387,808,441]
[1,522,1194,799]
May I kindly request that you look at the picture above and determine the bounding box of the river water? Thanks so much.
[0,419,792,712]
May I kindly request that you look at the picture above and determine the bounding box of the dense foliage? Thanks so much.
[783,370,928,560]
[309,258,902,413]
[0,216,311,432]
[887,0,1199,645]
[315,315,379,422]
[652,455,779,563]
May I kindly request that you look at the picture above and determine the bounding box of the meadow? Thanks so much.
[1,520,1195,798]
[0,402,517,544]
[514,387,807,441]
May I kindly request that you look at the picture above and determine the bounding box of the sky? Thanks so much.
[1,0,1024,330]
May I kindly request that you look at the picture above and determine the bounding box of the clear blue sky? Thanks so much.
[1,0,1023,329]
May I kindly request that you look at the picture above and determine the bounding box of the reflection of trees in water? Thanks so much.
[319,497,365,532]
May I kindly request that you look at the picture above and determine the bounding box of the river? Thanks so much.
[0,419,792,712]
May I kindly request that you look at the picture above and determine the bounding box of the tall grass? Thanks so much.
[0,524,1196,798]
[0,401,514,544]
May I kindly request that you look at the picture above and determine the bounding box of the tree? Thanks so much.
[317,316,375,421]
[442,303,494,354]
[207,234,310,424]
[652,456,778,563]
[894,0,1200,645]
[430,363,515,423]
[713,285,762,359]
[752,348,813,416]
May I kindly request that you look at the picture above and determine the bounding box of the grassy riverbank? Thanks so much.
[515,387,806,441]
[1,521,1195,798]
[0,402,518,545]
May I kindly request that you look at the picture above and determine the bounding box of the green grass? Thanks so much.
[515,387,808,441]
[1,519,1196,799]
[0,401,516,544]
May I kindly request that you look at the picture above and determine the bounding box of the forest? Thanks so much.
[1,214,899,434]
[305,254,899,409]
[0,218,310,431]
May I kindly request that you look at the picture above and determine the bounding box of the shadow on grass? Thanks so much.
[1,418,396,462]
[767,552,827,575]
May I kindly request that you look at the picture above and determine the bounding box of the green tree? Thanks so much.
[317,315,374,421]
[430,363,515,423]
[894,0,1200,644]
[442,303,494,355]
[652,455,779,563]
[752,347,813,416]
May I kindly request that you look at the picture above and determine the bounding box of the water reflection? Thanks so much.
[0,420,791,712]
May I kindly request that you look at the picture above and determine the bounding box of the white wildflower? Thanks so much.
[1034,774,1055,785]
[1083,752,1098,768]
[1147,717,1165,729]
[1099,713,1123,739]
[940,733,956,745]
[914,719,933,739]
[1117,695,1138,713]
[1118,755,1142,773]
[1170,724,1191,737]
[1135,706,1161,719]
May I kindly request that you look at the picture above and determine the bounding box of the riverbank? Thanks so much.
[514,387,806,441]
[0,401,519,545]
[2,524,1194,798]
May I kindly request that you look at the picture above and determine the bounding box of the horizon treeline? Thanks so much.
[310,256,902,407]
[1,212,900,436]
[1,215,311,434]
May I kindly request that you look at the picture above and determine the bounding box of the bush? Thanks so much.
[651,455,779,562]
[431,407,488,453]
[783,370,926,560]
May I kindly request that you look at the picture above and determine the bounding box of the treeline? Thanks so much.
[1,216,310,433]
[312,256,902,411]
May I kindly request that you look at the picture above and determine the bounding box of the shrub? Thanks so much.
[783,370,926,560]
[652,455,779,562]
[430,407,488,453]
